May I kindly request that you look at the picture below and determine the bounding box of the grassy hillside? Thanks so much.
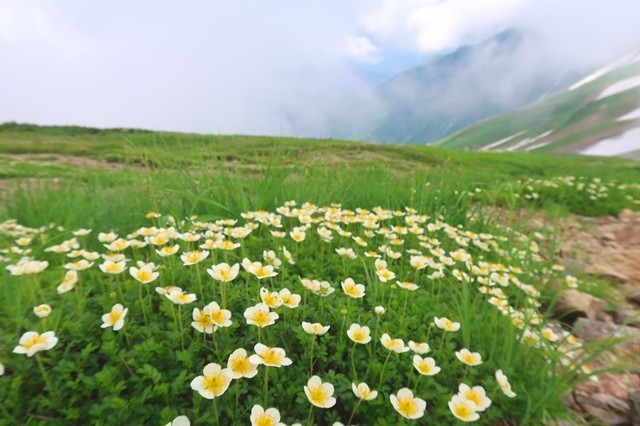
[435,60,640,155]
[1,124,639,425]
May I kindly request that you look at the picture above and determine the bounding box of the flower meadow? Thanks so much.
[0,201,598,425]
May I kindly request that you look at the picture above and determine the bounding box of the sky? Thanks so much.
[1,0,639,136]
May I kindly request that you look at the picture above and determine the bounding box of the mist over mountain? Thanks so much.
[326,29,587,144]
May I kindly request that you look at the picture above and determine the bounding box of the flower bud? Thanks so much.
[33,304,52,318]
[374,306,386,315]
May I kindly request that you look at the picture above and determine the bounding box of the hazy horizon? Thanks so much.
[1,0,639,138]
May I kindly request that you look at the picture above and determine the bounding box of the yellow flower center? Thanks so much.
[106,263,121,272]
[359,387,371,399]
[220,269,232,280]
[210,310,227,325]
[202,373,227,395]
[24,335,46,349]
[155,235,167,244]
[418,362,432,374]
[308,385,328,405]
[262,293,279,306]
[219,241,234,250]
[255,266,272,278]
[109,311,122,324]
[462,353,477,365]
[454,403,473,419]
[397,397,418,417]
[281,295,293,305]
[352,330,366,342]
[197,314,213,328]
[465,390,481,406]
[344,283,360,297]
[254,413,276,426]
[251,310,271,327]
[186,252,201,263]
[136,269,152,282]
[387,339,401,349]
[261,348,282,366]
[230,357,252,375]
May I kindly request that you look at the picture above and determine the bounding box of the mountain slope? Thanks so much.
[435,52,640,157]
[334,30,583,144]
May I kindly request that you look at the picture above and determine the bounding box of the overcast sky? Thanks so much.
[1,0,639,136]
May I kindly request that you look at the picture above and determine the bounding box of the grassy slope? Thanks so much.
[1,125,640,425]
[1,124,639,233]
[435,63,640,153]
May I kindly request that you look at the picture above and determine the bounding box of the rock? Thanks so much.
[619,209,638,223]
[573,318,640,362]
[586,264,630,284]
[596,312,616,324]
[616,308,640,327]
[616,223,640,245]
[630,388,640,426]
[623,286,640,306]
[555,290,607,322]
[602,232,618,241]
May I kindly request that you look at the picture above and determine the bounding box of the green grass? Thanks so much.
[0,124,638,425]
[435,62,640,153]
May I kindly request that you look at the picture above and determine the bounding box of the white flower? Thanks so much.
[352,382,378,401]
[449,394,479,422]
[13,331,58,357]
[250,405,286,426]
[206,263,240,282]
[101,304,128,331]
[166,289,197,305]
[165,416,190,426]
[57,270,78,294]
[304,376,336,408]
[302,322,330,336]
[380,333,410,353]
[458,384,491,412]
[455,349,482,366]
[248,343,292,367]
[190,363,232,399]
[33,304,52,318]
[227,348,259,379]
[129,266,159,284]
[408,341,430,354]
[434,317,460,332]
[347,323,371,344]
[495,369,517,398]
[413,355,441,376]
[244,303,278,328]
[390,388,426,419]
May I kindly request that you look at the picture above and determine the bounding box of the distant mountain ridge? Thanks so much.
[332,29,584,144]
[435,51,640,159]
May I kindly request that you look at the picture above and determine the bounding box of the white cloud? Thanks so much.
[343,35,380,63]
[361,0,528,53]
[407,0,526,52]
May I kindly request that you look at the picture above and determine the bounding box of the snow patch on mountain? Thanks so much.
[480,131,525,151]
[617,107,640,121]
[569,51,640,91]
[596,76,640,99]
[582,127,640,156]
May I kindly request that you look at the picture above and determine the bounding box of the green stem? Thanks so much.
[263,367,269,406]
[377,351,393,390]
[178,305,185,351]
[306,404,314,426]
[309,337,316,375]
[347,399,362,426]
[401,290,409,326]
[138,284,149,326]
[350,342,358,380]
[35,354,56,402]
[213,398,220,424]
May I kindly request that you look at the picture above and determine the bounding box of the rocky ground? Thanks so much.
[534,209,640,425]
